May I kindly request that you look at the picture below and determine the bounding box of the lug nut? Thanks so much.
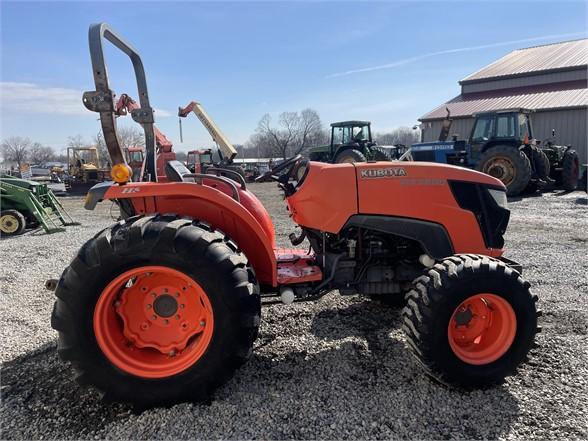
[146,304,152,309]
[169,350,176,357]
[164,319,169,325]
[175,315,180,319]
[151,314,157,320]
[180,304,185,309]
[199,320,205,326]
[151,293,156,298]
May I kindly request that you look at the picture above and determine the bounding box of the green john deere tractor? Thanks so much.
[0,175,78,237]
[308,121,403,164]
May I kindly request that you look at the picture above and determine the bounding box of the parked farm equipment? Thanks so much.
[0,175,78,236]
[179,101,245,179]
[65,146,109,194]
[411,109,579,195]
[308,120,406,164]
[50,23,539,408]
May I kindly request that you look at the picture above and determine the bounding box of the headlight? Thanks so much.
[488,189,508,209]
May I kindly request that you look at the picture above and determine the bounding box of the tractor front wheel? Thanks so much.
[51,215,260,408]
[560,149,579,191]
[335,149,367,164]
[0,209,26,237]
[477,146,531,196]
[402,254,539,388]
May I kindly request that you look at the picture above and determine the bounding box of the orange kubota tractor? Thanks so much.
[51,23,540,409]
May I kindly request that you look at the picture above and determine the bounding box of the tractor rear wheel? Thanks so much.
[477,146,531,196]
[51,215,260,408]
[401,254,539,388]
[560,149,579,191]
[0,209,26,237]
[335,149,367,163]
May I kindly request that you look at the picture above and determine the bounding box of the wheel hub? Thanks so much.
[153,294,178,318]
[0,215,18,233]
[113,270,209,354]
[448,293,517,365]
[484,157,515,185]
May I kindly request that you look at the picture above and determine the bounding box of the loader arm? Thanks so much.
[178,101,237,161]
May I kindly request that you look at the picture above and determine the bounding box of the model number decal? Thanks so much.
[360,168,407,179]
[121,187,140,194]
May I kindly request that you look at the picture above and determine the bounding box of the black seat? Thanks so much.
[165,160,195,183]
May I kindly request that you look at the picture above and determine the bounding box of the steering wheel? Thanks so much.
[255,154,302,182]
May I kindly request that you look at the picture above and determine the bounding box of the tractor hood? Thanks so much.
[287,160,507,256]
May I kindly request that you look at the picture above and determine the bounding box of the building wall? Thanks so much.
[461,69,588,94]
[533,108,587,162]
[421,108,587,163]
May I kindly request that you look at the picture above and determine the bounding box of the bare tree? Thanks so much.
[29,143,56,164]
[92,126,145,167]
[376,127,420,147]
[1,136,32,170]
[254,109,325,159]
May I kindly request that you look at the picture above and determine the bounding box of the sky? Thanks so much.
[1,1,587,154]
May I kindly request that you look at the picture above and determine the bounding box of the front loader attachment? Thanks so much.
[0,177,79,234]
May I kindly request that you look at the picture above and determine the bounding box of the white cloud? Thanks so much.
[154,108,172,117]
[326,32,588,78]
[0,82,172,118]
[0,82,87,115]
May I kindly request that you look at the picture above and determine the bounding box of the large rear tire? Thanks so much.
[0,209,26,237]
[477,146,532,196]
[335,149,367,164]
[402,254,539,388]
[561,149,579,191]
[51,215,260,408]
[524,149,550,193]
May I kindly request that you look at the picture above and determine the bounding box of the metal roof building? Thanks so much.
[419,39,588,162]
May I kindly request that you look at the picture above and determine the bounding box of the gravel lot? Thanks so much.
[1,184,587,440]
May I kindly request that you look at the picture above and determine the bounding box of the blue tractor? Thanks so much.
[411,109,580,196]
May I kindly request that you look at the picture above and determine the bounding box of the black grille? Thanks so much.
[449,181,509,249]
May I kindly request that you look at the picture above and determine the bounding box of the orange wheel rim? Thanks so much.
[448,293,516,365]
[93,266,214,378]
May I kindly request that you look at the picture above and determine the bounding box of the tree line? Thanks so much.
[1,109,420,168]
[243,109,420,159]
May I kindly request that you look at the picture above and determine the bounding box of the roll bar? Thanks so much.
[81,23,157,182]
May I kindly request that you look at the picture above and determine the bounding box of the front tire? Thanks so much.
[0,209,26,237]
[477,146,532,196]
[402,254,538,388]
[51,215,260,408]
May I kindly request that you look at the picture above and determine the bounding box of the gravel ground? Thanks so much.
[1,184,587,440]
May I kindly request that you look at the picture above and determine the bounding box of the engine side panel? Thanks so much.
[354,162,504,256]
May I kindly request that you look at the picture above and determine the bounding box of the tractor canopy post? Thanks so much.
[82,23,157,182]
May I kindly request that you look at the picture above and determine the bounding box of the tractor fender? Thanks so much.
[87,181,277,286]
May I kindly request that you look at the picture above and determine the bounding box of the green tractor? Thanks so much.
[308,121,401,163]
[0,175,78,237]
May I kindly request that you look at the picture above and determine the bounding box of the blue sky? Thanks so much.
[1,1,587,153]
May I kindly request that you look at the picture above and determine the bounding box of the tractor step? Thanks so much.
[275,249,322,285]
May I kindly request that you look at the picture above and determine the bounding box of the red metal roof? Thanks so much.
[461,39,588,83]
[420,87,588,121]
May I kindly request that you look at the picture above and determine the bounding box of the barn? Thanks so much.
[419,39,588,163]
